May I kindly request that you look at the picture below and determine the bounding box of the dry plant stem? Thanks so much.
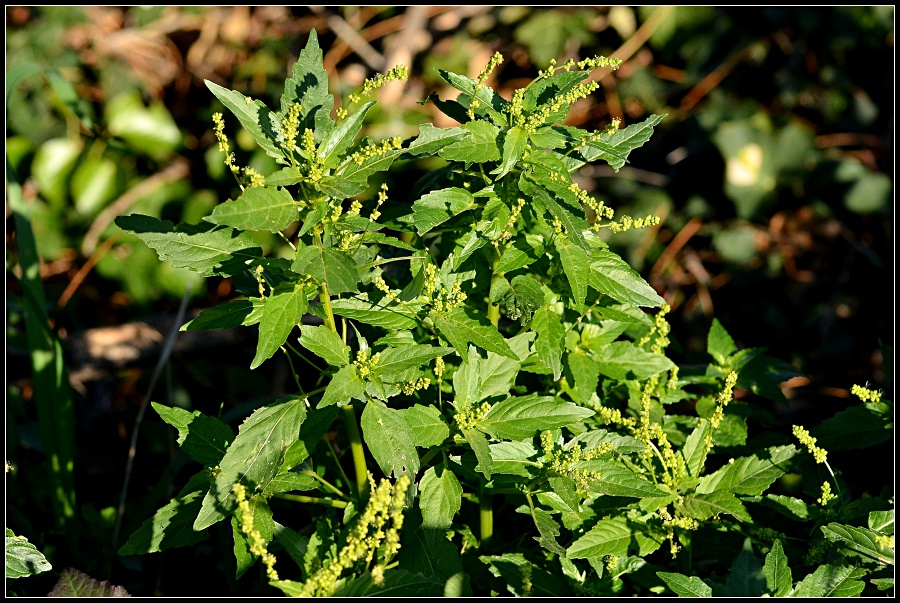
[112,285,191,551]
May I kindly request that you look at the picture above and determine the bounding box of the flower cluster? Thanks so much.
[703,371,739,453]
[493,197,526,248]
[232,483,278,581]
[595,405,636,428]
[349,136,404,166]
[792,425,827,464]
[353,349,381,379]
[212,112,239,173]
[606,214,662,234]
[468,51,504,120]
[658,506,699,558]
[851,384,882,403]
[638,304,672,354]
[401,376,431,396]
[454,402,491,430]
[298,474,411,596]
[539,431,608,490]
[280,102,303,153]
[348,65,409,105]
[818,480,837,506]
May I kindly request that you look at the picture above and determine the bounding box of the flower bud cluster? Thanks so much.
[540,432,606,490]
[212,112,239,173]
[350,136,403,166]
[703,371,739,453]
[280,102,303,153]
[792,425,828,464]
[232,483,278,581]
[607,214,662,233]
[401,377,431,396]
[468,52,504,120]
[818,480,836,506]
[596,405,636,428]
[348,65,409,105]
[493,197,526,248]
[454,402,492,430]
[353,349,381,379]
[851,384,882,403]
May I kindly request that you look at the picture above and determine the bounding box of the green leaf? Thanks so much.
[532,307,565,380]
[532,508,567,556]
[181,298,259,331]
[319,365,366,408]
[151,403,235,466]
[723,538,766,596]
[278,28,334,139]
[115,214,263,277]
[696,445,797,496]
[419,465,462,530]
[292,245,359,295]
[493,126,528,178]
[262,471,319,496]
[319,101,375,167]
[592,341,675,381]
[707,318,737,365]
[298,324,350,366]
[433,306,516,362]
[520,174,589,253]
[399,404,449,448]
[792,564,867,597]
[206,186,298,232]
[273,522,309,574]
[361,398,420,479]
[333,147,404,188]
[406,123,468,156]
[567,517,631,559]
[679,491,752,522]
[462,427,493,480]
[589,250,665,307]
[577,459,667,498]
[399,511,469,591]
[252,284,309,369]
[810,402,893,451]
[868,510,894,534]
[5,529,52,578]
[282,405,339,469]
[750,494,815,522]
[375,345,452,378]
[481,553,570,596]
[411,187,476,235]
[478,344,525,402]
[265,166,304,187]
[232,496,274,579]
[434,69,509,124]
[555,236,591,307]
[205,80,283,163]
[821,523,894,565]
[566,350,600,404]
[47,568,130,597]
[488,440,541,477]
[497,233,545,273]
[118,491,208,555]
[333,569,448,597]
[439,120,502,164]
[194,396,307,531]
[578,114,665,172]
[681,420,712,478]
[656,572,713,597]
[479,394,594,440]
[317,294,421,330]
[763,539,792,597]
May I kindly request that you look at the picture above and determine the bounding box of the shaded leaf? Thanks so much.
[763,539,792,597]
[151,403,234,466]
[411,187,476,235]
[656,572,713,597]
[118,491,208,555]
[206,80,283,163]
[439,120,502,164]
[232,496,274,579]
[696,445,798,496]
[5,529,52,579]
[48,568,130,597]
[532,307,565,380]
[319,365,366,408]
[592,341,675,381]
[399,404,450,448]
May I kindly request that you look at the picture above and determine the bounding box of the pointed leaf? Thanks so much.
[181,298,259,331]
[151,403,235,466]
[567,517,631,559]
[6,529,52,578]
[433,306,516,362]
[579,114,665,171]
[319,365,366,408]
[555,235,591,307]
[419,466,462,530]
[411,187,476,235]
[318,294,421,330]
[278,28,334,138]
[361,398,420,478]
[479,394,594,440]
[406,123,468,156]
[399,404,449,448]
[232,496,274,579]
[520,174,589,253]
[696,445,798,496]
[681,420,712,478]
[319,101,375,167]
[292,245,359,295]
[439,120,502,164]
[590,249,665,307]
[577,459,667,498]
[680,491,752,522]
[792,564,867,597]
[116,214,262,277]
[493,126,528,178]
[118,491,207,555]
[462,427,492,479]
[497,233,545,273]
[298,324,350,366]
[657,572,713,597]
[194,396,307,531]
[252,284,309,369]
[763,539,792,597]
[821,523,894,565]
[434,68,509,124]
[375,344,453,378]
[566,350,600,404]
[206,186,299,232]
[723,538,766,596]
[708,318,737,365]
[206,80,283,163]
[593,341,675,381]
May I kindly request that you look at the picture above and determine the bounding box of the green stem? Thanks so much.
[302,469,349,500]
[479,481,493,551]
[486,252,502,328]
[342,405,369,502]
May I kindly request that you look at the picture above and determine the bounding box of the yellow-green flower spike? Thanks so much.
[792,425,828,464]
[851,384,882,403]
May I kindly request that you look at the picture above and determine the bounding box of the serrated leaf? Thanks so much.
[399,404,449,448]
[493,126,527,178]
[496,233,544,273]
[263,471,319,496]
[232,496,274,579]
[333,147,403,187]
[868,510,894,534]
[319,101,374,167]
[361,399,420,478]
[479,394,594,440]
[763,539,792,597]
[488,440,541,477]
[680,491,752,522]
[696,445,798,496]
[462,427,492,479]
[567,517,631,559]
[278,28,334,139]
[478,347,523,402]
[115,214,262,277]
[723,538,766,596]
[252,284,309,369]
[265,166,305,187]
[590,249,665,307]
[316,294,421,330]
[577,459,667,498]
[181,298,259,331]
[656,572,713,597]
[433,306,516,362]
[579,114,665,172]
[439,120,502,164]
[532,508,567,556]
[555,235,591,307]
[6,529,52,578]
[532,307,565,380]
[566,350,600,404]
[292,245,359,295]
[118,491,207,555]
[419,466,462,530]
[151,403,235,466]
[48,568,130,597]
[434,69,509,124]
[406,124,467,156]
[273,522,309,574]
[206,80,283,163]
[375,344,452,378]
[411,187,476,235]
[821,523,894,565]
[206,186,298,232]
[282,405,339,469]
[593,341,675,381]
[681,420,712,478]
[708,318,737,365]
[792,564,867,597]
[298,324,350,366]
[520,174,589,253]
[319,364,366,408]
[194,396,307,531]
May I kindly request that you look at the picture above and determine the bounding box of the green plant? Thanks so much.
[114,30,893,596]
